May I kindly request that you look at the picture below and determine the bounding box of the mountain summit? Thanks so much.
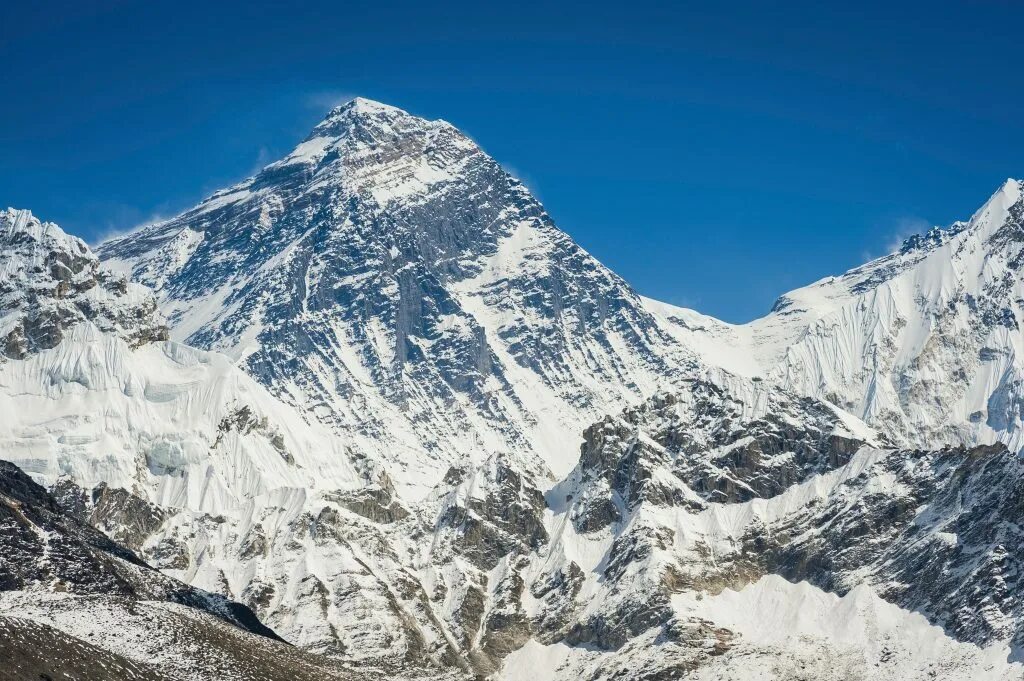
[100,99,696,497]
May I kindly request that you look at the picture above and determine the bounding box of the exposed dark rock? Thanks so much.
[0,459,278,641]
[0,209,167,360]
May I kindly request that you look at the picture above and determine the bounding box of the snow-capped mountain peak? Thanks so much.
[99,99,696,497]
[318,95,419,127]
[7,97,1024,680]
[266,94,470,181]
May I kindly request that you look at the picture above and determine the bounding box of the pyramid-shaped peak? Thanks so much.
[305,96,438,143]
[320,96,412,124]
[340,96,405,115]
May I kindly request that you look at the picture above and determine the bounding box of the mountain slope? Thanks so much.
[0,209,477,669]
[653,179,1024,453]
[0,458,378,681]
[497,387,1024,679]
[99,98,697,497]
[0,459,270,638]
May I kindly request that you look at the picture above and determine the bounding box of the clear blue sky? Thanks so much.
[2,1,1021,322]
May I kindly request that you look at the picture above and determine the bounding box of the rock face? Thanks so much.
[0,208,167,359]
[571,377,871,519]
[99,98,695,496]
[507,389,1024,679]
[0,459,275,637]
[5,99,1024,680]
[767,442,1024,648]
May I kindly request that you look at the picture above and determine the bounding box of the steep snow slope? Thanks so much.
[652,179,1024,452]
[0,326,368,506]
[502,575,1021,681]
[99,98,697,497]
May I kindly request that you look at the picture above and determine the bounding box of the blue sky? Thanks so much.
[2,1,1021,322]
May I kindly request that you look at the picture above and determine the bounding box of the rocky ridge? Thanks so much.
[0,208,166,359]
[2,99,1024,679]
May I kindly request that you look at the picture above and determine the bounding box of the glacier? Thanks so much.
[1,98,1024,679]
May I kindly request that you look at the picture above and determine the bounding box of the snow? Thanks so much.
[642,297,761,378]
[650,178,1024,454]
[9,100,1024,680]
[675,575,1022,681]
[501,558,1024,681]
[0,325,366,502]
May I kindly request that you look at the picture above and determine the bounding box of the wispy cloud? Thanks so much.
[861,215,932,262]
[664,292,701,310]
[884,215,931,252]
[501,163,542,198]
[304,90,357,113]
[248,146,274,174]
[88,203,176,246]
[92,140,285,247]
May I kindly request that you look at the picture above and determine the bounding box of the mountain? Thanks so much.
[0,457,273,638]
[5,98,1024,679]
[0,208,475,672]
[99,97,697,499]
[0,458,382,681]
[505,431,1024,680]
[494,380,1024,679]
[653,179,1024,453]
[0,207,166,359]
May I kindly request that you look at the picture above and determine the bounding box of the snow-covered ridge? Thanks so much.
[652,178,1024,453]
[0,207,167,359]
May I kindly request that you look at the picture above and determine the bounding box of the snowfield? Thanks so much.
[2,100,1024,680]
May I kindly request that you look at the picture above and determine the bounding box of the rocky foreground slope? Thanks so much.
[3,99,1024,679]
[0,458,393,681]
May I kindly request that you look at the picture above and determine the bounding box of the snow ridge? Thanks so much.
[2,100,1024,680]
[654,178,1024,454]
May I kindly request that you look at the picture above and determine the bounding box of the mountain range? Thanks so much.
[3,97,1024,679]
